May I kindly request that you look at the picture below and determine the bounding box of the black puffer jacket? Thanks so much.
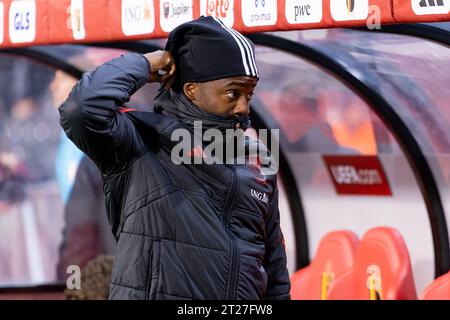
[59,53,290,300]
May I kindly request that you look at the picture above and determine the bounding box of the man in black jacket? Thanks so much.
[59,16,290,300]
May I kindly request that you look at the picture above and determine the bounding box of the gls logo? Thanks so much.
[200,0,234,27]
[251,189,269,204]
[0,2,4,44]
[285,0,323,24]
[121,0,155,36]
[412,0,450,15]
[9,0,36,44]
[330,0,369,21]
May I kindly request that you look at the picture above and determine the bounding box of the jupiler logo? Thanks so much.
[160,1,193,32]
[163,2,170,18]
[162,1,191,19]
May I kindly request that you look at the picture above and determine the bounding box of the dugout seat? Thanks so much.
[327,227,417,300]
[290,230,359,300]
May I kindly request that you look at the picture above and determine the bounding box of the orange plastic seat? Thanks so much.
[421,271,450,300]
[290,230,359,300]
[328,227,417,300]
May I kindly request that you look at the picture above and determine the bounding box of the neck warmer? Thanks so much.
[152,87,251,133]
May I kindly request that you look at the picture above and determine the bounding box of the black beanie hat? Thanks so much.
[165,16,259,90]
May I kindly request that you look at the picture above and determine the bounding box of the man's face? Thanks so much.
[184,76,258,118]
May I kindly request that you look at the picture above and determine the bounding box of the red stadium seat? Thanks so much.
[328,227,417,300]
[421,271,450,300]
[290,230,359,300]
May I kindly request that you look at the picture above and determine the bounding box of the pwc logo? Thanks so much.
[160,0,193,32]
[241,0,277,27]
[200,0,234,27]
[330,0,369,21]
[121,0,155,36]
[9,0,36,44]
[412,0,450,15]
[285,0,323,24]
[0,2,3,45]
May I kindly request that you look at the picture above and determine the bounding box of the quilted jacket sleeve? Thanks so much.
[59,53,150,175]
[263,186,291,300]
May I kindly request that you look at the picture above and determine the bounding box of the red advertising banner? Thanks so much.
[0,0,448,48]
[323,155,392,196]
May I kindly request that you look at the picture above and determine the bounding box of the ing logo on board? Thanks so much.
[121,0,155,36]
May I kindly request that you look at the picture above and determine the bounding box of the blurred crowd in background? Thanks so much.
[0,46,164,289]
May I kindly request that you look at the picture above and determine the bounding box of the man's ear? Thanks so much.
[183,82,196,102]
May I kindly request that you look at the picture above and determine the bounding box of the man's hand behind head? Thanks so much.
[143,50,176,89]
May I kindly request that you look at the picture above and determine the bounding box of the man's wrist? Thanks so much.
[141,53,153,74]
